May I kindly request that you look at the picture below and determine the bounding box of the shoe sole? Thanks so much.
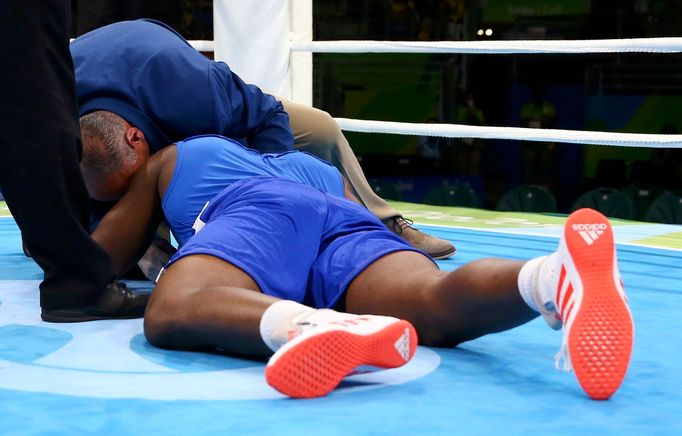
[265,319,417,398]
[431,246,456,260]
[562,208,634,400]
[41,310,145,323]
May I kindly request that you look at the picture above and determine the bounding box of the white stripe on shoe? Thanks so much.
[556,208,634,400]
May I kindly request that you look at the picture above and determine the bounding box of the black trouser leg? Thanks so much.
[0,0,116,310]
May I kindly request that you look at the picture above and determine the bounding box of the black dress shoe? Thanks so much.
[41,281,151,323]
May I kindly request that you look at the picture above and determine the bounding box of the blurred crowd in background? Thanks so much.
[42,1,682,223]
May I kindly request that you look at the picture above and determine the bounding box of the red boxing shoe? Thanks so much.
[265,314,417,398]
[554,208,634,400]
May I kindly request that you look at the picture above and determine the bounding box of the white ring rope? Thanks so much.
[334,118,682,148]
[190,37,682,55]
[187,36,682,148]
[292,37,682,54]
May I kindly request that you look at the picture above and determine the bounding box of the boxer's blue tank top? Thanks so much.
[161,135,344,246]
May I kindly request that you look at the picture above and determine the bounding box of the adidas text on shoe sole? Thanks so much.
[265,317,417,398]
[560,208,634,400]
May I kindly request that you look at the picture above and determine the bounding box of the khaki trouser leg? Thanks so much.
[279,98,399,220]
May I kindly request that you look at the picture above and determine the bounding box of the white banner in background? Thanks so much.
[213,0,291,97]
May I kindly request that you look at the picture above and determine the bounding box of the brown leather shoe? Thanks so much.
[384,216,456,259]
[41,281,150,323]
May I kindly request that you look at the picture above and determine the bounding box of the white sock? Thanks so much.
[259,300,355,352]
[518,256,546,312]
[259,300,315,352]
[517,253,561,313]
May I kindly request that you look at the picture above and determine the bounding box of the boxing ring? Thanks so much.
[1,205,681,432]
[2,1,682,433]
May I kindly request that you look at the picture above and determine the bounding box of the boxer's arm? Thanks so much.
[92,155,164,276]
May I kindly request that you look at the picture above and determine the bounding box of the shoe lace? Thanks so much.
[112,280,131,296]
[392,217,416,235]
[95,280,132,312]
[554,333,572,372]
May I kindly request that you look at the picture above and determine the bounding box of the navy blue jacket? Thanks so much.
[71,19,293,154]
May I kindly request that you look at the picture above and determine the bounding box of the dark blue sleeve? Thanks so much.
[209,62,294,153]
[73,19,295,153]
